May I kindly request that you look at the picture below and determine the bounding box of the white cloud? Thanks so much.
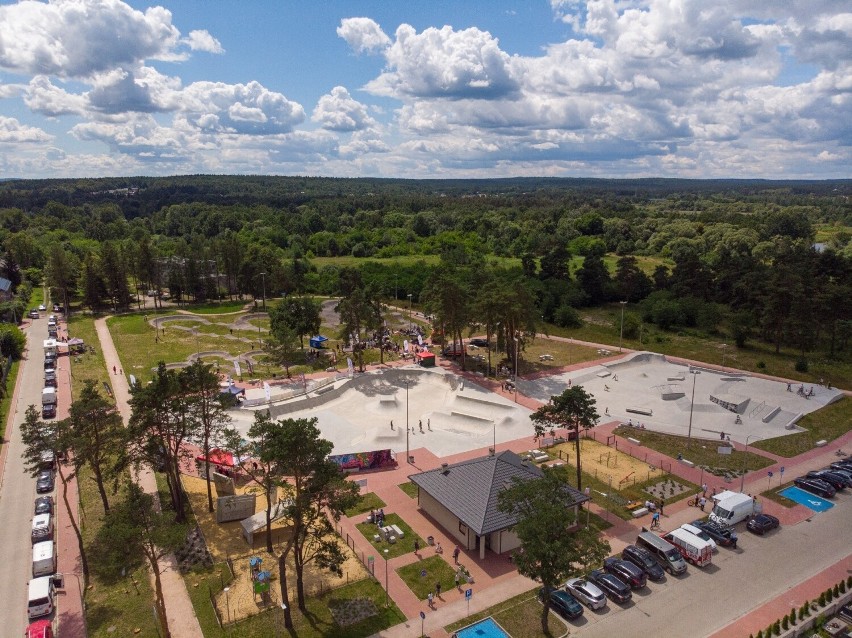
[312,86,375,131]
[364,24,520,99]
[24,76,88,116]
[0,0,182,78]
[0,116,53,143]
[337,17,391,54]
[184,30,224,54]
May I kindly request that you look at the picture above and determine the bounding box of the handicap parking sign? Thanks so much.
[465,588,473,600]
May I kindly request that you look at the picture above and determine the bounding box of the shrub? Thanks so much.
[773,620,780,636]
[756,630,763,638]
[847,575,852,588]
[826,587,833,602]
[781,616,788,631]
[554,304,583,329]
[833,583,840,597]
[818,592,826,606]
[794,358,808,373]
[789,608,797,625]
[799,605,807,621]
[756,360,766,369]
[840,580,846,594]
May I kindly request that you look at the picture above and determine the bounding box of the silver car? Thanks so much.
[565,577,607,610]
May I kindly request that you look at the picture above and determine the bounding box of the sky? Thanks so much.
[0,0,849,180]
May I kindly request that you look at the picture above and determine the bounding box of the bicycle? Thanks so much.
[687,496,699,507]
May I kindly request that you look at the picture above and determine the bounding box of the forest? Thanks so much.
[0,175,849,378]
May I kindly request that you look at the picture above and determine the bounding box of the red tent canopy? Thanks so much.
[196,448,234,467]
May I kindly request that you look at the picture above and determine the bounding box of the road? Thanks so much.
[0,314,51,636]
[572,492,851,637]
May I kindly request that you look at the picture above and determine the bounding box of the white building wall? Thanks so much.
[419,490,476,550]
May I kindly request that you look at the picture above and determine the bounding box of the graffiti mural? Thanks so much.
[329,448,397,473]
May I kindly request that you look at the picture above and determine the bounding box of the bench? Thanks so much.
[626,407,653,416]
[627,437,641,445]
[390,524,404,539]
[815,440,828,447]
[632,507,649,518]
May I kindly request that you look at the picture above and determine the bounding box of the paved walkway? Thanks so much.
[94,318,204,638]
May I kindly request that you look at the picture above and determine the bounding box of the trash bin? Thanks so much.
[408,455,415,464]
[427,535,435,546]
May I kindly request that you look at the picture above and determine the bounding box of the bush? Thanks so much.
[826,587,833,602]
[554,304,583,329]
[818,592,826,606]
[840,580,846,594]
[0,324,26,359]
[847,575,852,588]
[794,358,808,373]
[756,630,763,638]
[799,605,807,621]
[773,620,780,636]
[789,608,797,625]
[781,616,788,631]
[833,583,840,597]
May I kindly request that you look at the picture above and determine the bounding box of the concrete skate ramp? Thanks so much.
[653,383,685,400]
[454,393,514,410]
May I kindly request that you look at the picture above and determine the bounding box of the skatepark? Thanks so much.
[227,351,844,458]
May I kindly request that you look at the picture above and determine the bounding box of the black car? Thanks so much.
[44,356,57,370]
[747,513,780,535]
[825,466,852,483]
[692,519,738,548]
[829,460,852,474]
[36,470,54,494]
[42,404,56,419]
[621,544,665,581]
[34,495,53,515]
[468,338,489,348]
[538,587,584,620]
[794,476,836,498]
[603,557,646,589]
[587,569,632,603]
[806,470,849,490]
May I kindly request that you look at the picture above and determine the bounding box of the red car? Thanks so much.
[26,619,53,638]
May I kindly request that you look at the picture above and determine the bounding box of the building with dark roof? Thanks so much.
[0,277,12,301]
[409,450,588,559]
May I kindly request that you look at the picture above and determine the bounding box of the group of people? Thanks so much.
[370,508,386,527]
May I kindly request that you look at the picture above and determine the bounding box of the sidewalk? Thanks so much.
[94,318,204,638]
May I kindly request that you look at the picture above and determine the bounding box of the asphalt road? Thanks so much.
[0,314,51,636]
[570,492,851,637]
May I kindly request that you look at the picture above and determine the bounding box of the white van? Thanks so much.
[27,576,55,619]
[710,491,762,526]
[32,541,56,577]
[32,514,53,543]
[680,523,717,551]
[664,528,713,567]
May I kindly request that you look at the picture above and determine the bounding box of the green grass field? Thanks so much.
[752,398,850,457]
[0,359,19,449]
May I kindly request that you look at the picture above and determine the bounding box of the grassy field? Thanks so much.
[345,492,387,518]
[183,300,252,314]
[186,564,405,638]
[397,555,457,600]
[611,426,775,477]
[545,303,852,390]
[752,398,851,457]
[356,513,427,560]
[446,588,567,638]
[0,359,19,447]
[67,314,111,401]
[397,481,418,498]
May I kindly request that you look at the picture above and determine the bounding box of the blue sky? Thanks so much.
[0,0,849,179]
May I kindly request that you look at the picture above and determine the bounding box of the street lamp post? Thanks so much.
[513,334,519,403]
[405,380,411,464]
[686,369,700,449]
[407,293,413,330]
[384,549,390,607]
[721,343,728,369]
[260,271,267,310]
[224,586,231,623]
[619,301,627,352]
[741,435,761,492]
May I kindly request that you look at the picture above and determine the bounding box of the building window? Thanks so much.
[459,522,468,535]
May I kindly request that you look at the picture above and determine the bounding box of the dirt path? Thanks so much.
[94,318,205,638]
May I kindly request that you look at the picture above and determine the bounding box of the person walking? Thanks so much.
[701,483,708,496]
[455,571,461,590]
[658,499,664,516]
[435,582,441,597]
[698,496,707,511]
[427,592,434,609]
[453,545,461,564]
[414,539,420,555]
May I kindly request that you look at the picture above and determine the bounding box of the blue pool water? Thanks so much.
[456,617,511,638]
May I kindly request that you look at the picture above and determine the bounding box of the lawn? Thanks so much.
[611,426,775,478]
[545,303,852,391]
[446,588,568,638]
[0,359,19,447]
[760,482,800,508]
[184,300,251,314]
[67,314,112,400]
[463,337,603,379]
[356,513,427,559]
[185,564,405,638]
[398,481,419,498]
[397,555,458,600]
[78,467,158,638]
[752,398,851,457]
[345,492,387,518]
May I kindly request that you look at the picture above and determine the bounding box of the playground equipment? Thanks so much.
[249,556,272,602]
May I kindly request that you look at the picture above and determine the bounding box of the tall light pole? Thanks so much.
[721,343,728,369]
[686,369,700,449]
[260,271,267,310]
[741,434,761,492]
[619,301,627,353]
[384,549,390,607]
[407,293,413,331]
[405,380,411,464]
[513,334,519,403]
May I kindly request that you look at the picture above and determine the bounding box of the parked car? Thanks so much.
[38,304,46,311]
[53,304,60,313]
[806,470,850,490]
[469,338,489,348]
[825,466,852,483]
[34,496,53,516]
[44,356,56,370]
[29,310,40,319]
[565,578,607,610]
[829,459,852,472]
[747,513,780,535]
[691,519,738,548]
[26,619,54,638]
[794,476,836,499]
[680,523,717,551]
[603,557,646,589]
[36,470,54,494]
[587,569,632,603]
[41,404,56,419]
[621,544,665,581]
[538,587,584,620]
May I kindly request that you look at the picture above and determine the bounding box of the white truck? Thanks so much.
[709,490,762,526]
[41,387,57,419]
